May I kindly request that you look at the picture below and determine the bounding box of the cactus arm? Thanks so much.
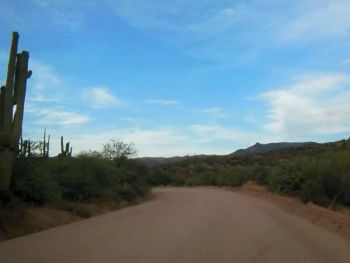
[47,134,50,157]
[0,86,5,146]
[61,136,64,154]
[0,86,5,130]
[65,142,69,155]
[43,129,46,156]
[28,139,31,156]
[3,32,19,137]
[11,51,29,148]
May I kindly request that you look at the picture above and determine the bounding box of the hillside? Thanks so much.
[231,142,318,156]
[139,142,319,166]
[147,137,350,209]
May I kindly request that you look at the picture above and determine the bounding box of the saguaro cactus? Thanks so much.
[60,136,72,157]
[43,129,50,157]
[0,32,31,195]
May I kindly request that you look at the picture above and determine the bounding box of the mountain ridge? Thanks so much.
[231,141,318,156]
[138,141,319,166]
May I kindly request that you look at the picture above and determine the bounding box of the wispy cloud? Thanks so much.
[24,61,91,129]
[0,1,25,28]
[259,73,350,137]
[143,99,180,106]
[195,107,227,118]
[29,61,65,102]
[27,104,90,126]
[82,86,124,108]
[190,123,270,144]
[32,0,93,29]
[185,5,251,39]
[279,0,350,42]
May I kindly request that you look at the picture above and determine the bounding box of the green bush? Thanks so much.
[216,166,247,187]
[186,171,216,186]
[11,159,61,205]
[10,152,150,206]
[252,165,270,185]
[267,165,303,195]
[148,169,174,186]
[146,149,350,209]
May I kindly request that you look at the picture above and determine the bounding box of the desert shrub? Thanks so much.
[267,165,303,195]
[11,159,61,205]
[301,176,328,205]
[57,156,123,201]
[297,153,350,207]
[186,171,217,186]
[252,165,270,185]
[216,166,247,187]
[119,169,149,199]
[119,159,149,192]
[5,139,151,209]
[148,169,173,186]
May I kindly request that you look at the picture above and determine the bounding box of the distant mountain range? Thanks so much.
[230,142,318,156]
[137,156,188,167]
[138,141,319,166]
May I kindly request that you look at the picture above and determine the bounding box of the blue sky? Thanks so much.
[1,0,350,156]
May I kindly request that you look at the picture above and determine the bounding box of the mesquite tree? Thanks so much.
[0,32,31,196]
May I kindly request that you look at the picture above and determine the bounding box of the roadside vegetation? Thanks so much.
[148,140,350,209]
[10,139,149,207]
[0,138,150,240]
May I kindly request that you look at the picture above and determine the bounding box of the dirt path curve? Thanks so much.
[1,187,350,263]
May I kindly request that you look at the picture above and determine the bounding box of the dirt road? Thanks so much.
[1,187,350,263]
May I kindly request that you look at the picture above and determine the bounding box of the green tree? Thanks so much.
[102,139,137,161]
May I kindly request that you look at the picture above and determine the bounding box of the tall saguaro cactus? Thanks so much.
[0,32,31,196]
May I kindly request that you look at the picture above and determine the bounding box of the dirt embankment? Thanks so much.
[0,196,153,241]
[230,181,350,242]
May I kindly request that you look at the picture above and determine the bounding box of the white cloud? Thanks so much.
[29,61,66,102]
[260,73,350,136]
[65,124,268,157]
[69,127,190,157]
[143,99,179,106]
[279,0,350,42]
[195,107,227,118]
[82,86,123,108]
[24,61,91,128]
[190,123,270,144]
[185,5,249,37]
[28,105,90,126]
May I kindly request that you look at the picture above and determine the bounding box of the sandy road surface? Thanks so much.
[1,187,350,263]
